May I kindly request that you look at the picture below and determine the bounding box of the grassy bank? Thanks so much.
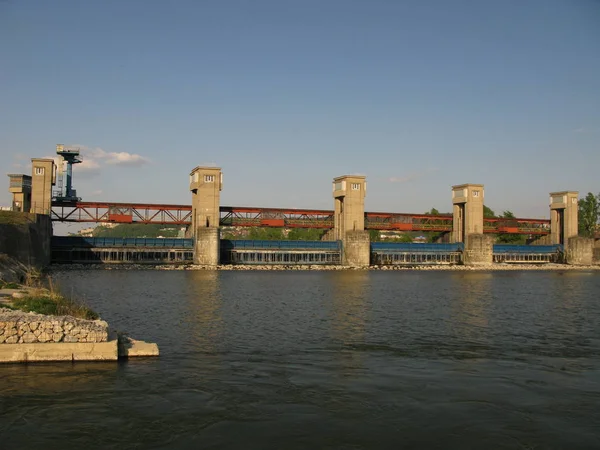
[0,211,34,225]
[1,273,99,320]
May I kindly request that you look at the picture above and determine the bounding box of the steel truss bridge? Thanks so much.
[51,201,551,235]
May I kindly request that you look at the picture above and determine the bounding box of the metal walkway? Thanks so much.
[220,240,341,265]
[52,237,194,264]
[371,242,464,265]
[492,244,563,263]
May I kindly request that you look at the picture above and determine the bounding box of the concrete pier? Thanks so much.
[343,230,370,267]
[333,175,370,266]
[565,237,594,266]
[463,234,494,266]
[550,191,578,251]
[190,166,222,266]
[194,227,220,265]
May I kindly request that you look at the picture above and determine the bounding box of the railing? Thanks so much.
[220,239,342,265]
[492,244,563,263]
[221,239,341,250]
[52,236,193,248]
[371,242,464,252]
[371,242,464,265]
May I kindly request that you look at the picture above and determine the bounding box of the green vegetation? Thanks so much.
[233,227,326,241]
[287,228,326,241]
[496,210,526,244]
[10,293,99,320]
[92,223,181,238]
[483,205,496,218]
[578,192,600,238]
[0,211,33,225]
[2,272,99,320]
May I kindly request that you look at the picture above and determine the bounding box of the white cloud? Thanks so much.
[104,152,149,166]
[574,127,585,133]
[90,189,103,196]
[66,144,151,173]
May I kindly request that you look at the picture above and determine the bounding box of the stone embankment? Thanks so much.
[0,297,159,363]
[53,263,600,272]
[0,308,108,344]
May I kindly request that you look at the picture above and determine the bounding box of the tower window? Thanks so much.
[204,175,215,183]
[473,190,480,197]
[35,167,45,176]
[351,183,360,190]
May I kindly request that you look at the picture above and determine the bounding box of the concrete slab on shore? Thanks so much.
[0,339,118,363]
[118,334,160,357]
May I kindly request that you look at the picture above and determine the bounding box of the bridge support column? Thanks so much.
[451,184,484,243]
[343,230,370,267]
[565,237,594,265]
[550,191,578,252]
[463,234,494,266]
[333,175,370,267]
[190,166,222,266]
[451,184,490,266]
[194,228,220,265]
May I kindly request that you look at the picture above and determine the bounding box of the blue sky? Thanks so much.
[1,0,599,228]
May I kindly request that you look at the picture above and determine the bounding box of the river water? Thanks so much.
[1,270,600,449]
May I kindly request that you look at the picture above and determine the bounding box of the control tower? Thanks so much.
[53,144,82,202]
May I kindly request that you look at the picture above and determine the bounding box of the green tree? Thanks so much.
[424,207,440,215]
[287,228,326,241]
[396,233,414,243]
[483,205,496,218]
[248,227,285,240]
[369,230,381,242]
[496,210,525,244]
[578,192,600,238]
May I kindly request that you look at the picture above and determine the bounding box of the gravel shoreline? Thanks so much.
[51,263,600,272]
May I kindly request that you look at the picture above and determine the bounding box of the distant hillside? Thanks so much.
[92,223,181,238]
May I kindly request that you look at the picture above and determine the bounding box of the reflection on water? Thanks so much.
[0,269,599,449]
[184,270,223,353]
[449,272,491,340]
[328,271,371,374]
[329,271,370,345]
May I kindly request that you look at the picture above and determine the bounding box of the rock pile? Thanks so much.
[0,308,108,344]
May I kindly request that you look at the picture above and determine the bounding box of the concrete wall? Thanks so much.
[0,213,52,269]
[463,234,494,266]
[452,184,484,243]
[565,237,594,266]
[343,230,370,267]
[194,227,220,265]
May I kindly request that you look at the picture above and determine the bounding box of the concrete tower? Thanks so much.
[333,175,366,240]
[451,184,484,243]
[7,174,32,212]
[190,166,222,266]
[549,191,578,248]
[333,175,370,266]
[30,158,56,214]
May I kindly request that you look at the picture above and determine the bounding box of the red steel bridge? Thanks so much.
[51,201,551,235]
